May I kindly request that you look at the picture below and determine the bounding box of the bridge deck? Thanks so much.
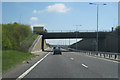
[36,32,111,39]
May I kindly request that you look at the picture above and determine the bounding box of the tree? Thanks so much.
[115,26,120,35]
[2,23,32,50]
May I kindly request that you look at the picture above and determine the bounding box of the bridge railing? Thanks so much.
[47,30,98,32]
[68,48,120,61]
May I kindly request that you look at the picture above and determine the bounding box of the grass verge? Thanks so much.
[2,50,36,72]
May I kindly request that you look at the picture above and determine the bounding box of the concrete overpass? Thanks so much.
[36,32,110,39]
[34,31,111,51]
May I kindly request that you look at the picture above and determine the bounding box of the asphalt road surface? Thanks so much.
[21,51,118,78]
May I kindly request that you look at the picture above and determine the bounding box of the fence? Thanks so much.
[47,30,100,33]
[68,48,120,61]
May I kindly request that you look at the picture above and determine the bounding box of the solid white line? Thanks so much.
[85,55,119,63]
[16,52,51,80]
[74,52,119,63]
[82,64,88,68]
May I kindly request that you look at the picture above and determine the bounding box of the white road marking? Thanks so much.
[70,58,74,60]
[16,52,51,80]
[82,64,88,68]
[85,55,119,63]
[74,52,119,63]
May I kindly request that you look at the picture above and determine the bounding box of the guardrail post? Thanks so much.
[118,54,119,60]
[109,54,110,58]
[115,54,117,59]
[110,54,112,58]
[106,54,108,57]
[104,54,105,58]
[96,52,98,56]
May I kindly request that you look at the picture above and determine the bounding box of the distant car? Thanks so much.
[53,47,62,55]
[53,47,56,50]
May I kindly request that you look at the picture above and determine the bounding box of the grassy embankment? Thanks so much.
[2,34,38,72]
[2,22,38,72]
[2,50,36,72]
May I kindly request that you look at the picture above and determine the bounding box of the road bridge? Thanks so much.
[35,31,111,51]
[38,32,110,39]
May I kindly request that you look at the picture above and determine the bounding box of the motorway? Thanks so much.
[19,51,118,79]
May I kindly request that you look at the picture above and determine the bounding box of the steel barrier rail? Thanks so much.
[46,30,110,33]
[68,48,120,61]
[47,30,97,33]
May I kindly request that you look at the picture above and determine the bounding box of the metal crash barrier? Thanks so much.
[68,48,120,61]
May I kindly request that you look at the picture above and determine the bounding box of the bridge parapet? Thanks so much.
[46,30,97,32]
[36,32,111,39]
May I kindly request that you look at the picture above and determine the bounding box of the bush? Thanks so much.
[2,22,32,50]
[115,26,120,35]
[46,43,52,48]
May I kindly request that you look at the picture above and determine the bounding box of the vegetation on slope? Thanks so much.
[2,50,36,72]
[2,22,32,50]
[115,26,120,34]
[2,22,38,72]
[2,22,38,52]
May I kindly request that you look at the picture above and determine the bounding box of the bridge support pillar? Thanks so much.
[42,36,44,51]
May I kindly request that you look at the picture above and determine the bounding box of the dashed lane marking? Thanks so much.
[70,58,74,60]
[82,64,88,68]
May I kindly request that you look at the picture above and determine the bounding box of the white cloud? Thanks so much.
[33,4,71,14]
[33,9,44,14]
[33,10,37,14]
[30,17,38,21]
[46,4,71,13]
